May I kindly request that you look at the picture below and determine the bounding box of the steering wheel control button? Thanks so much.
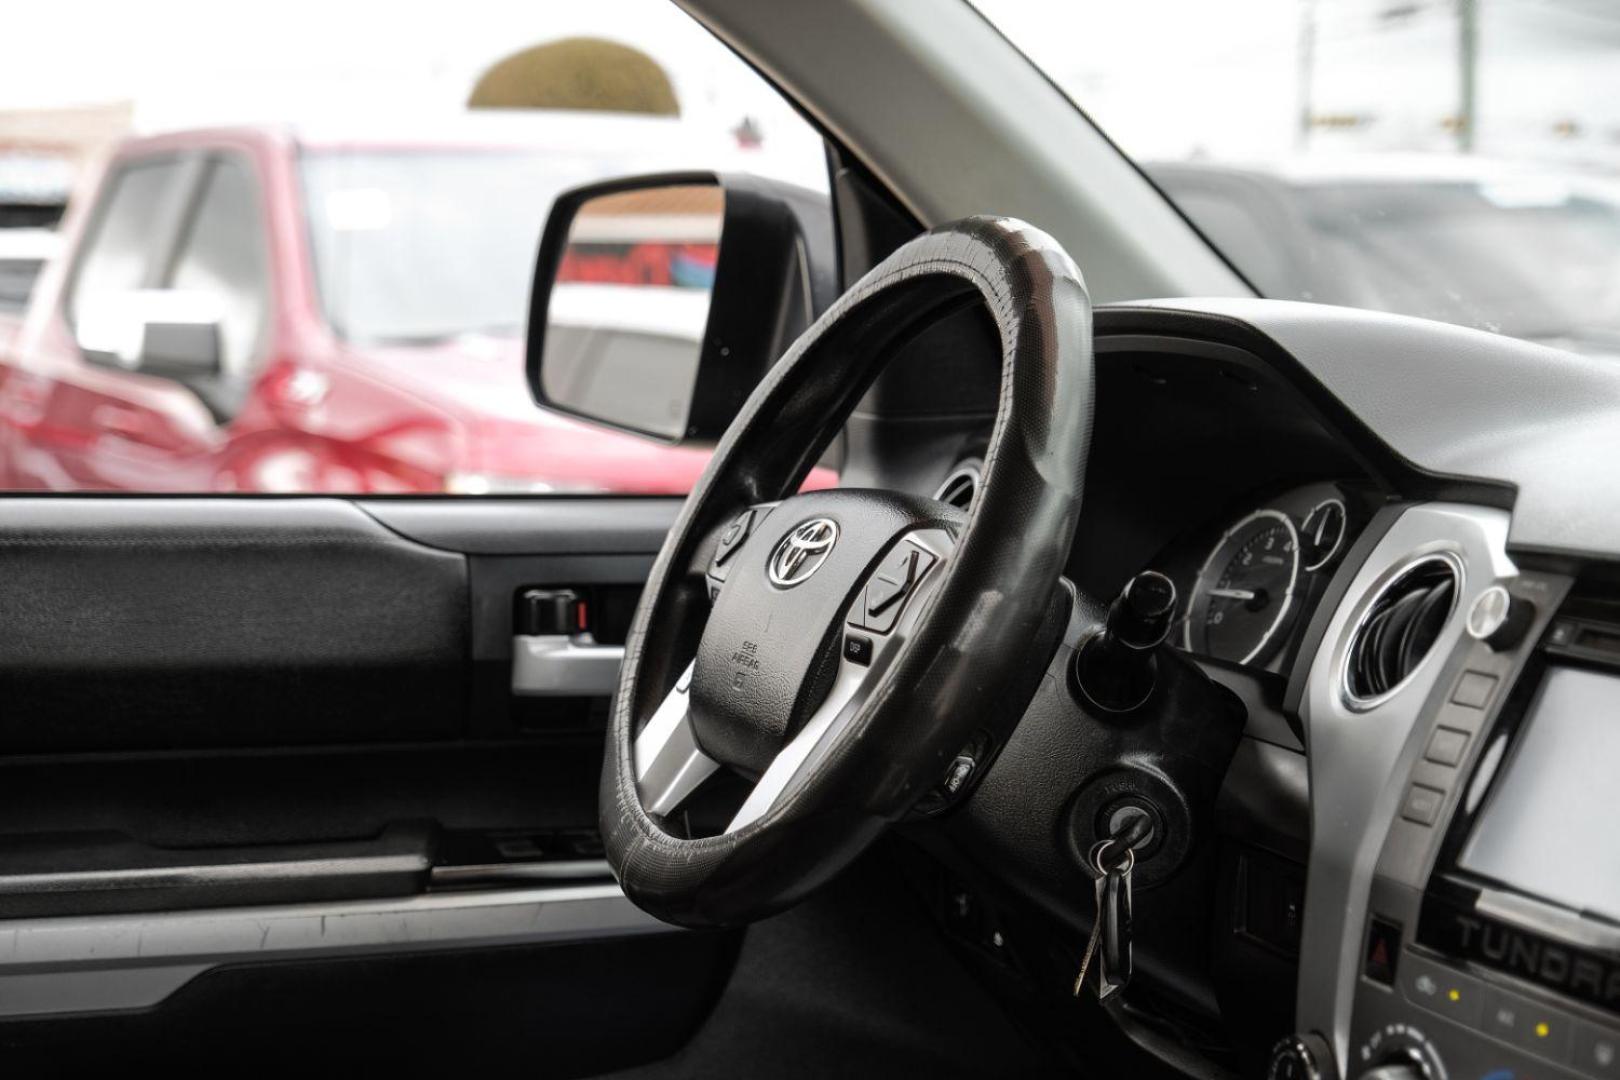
[867,548,920,616]
[1450,669,1499,710]
[1424,725,1470,766]
[851,543,936,634]
[842,633,874,667]
[1467,584,1535,651]
[712,509,756,568]
[1400,782,1446,826]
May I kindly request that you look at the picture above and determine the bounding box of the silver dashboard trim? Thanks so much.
[1295,502,1515,1073]
[0,883,667,1019]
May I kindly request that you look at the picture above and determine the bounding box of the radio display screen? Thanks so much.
[1459,665,1620,922]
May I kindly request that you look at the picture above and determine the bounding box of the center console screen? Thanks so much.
[1459,664,1620,922]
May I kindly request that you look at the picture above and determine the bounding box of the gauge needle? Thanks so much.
[1207,587,1257,601]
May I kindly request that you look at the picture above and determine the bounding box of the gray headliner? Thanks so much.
[1128,298,1620,560]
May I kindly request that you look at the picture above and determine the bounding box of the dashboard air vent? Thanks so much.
[934,460,982,512]
[1346,556,1459,704]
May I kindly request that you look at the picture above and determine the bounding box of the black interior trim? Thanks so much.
[358,496,680,555]
[0,821,434,918]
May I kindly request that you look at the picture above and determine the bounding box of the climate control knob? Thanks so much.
[1268,1032,1336,1080]
[1357,1065,1422,1080]
[1355,1024,1445,1080]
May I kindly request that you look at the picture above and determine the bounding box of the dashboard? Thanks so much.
[893,297,1620,1080]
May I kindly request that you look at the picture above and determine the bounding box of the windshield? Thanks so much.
[971,1,1620,355]
[303,148,589,344]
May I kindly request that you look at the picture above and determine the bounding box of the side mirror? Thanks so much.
[527,171,834,443]
[75,289,223,381]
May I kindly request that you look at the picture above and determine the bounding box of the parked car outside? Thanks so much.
[0,115,831,493]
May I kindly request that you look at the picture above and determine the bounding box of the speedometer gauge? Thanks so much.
[1186,509,1300,665]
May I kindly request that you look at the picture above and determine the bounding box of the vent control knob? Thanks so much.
[1466,584,1534,651]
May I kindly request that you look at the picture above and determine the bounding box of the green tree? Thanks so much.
[469,38,679,116]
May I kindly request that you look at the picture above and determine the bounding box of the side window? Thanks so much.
[8,0,827,496]
[66,159,183,326]
[167,158,269,376]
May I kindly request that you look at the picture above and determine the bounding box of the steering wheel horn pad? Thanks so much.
[602,217,1094,928]
[690,490,962,777]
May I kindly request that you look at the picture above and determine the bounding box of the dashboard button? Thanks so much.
[1510,1004,1573,1064]
[1451,670,1499,709]
[1363,917,1401,986]
[843,633,874,667]
[1401,783,1447,826]
[1425,726,1470,767]
[1482,986,1530,1043]
[1574,1022,1620,1078]
[1402,954,1484,1026]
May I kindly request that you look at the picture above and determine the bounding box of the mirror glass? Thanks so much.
[540,184,721,440]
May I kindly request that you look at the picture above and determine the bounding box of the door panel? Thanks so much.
[0,494,721,1073]
[0,498,467,752]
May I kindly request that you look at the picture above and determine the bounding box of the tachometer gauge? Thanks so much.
[1186,509,1301,665]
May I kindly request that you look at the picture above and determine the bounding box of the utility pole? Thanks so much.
[1297,0,1317,152]
[1458,0,1478,152]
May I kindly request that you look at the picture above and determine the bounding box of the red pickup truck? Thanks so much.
[0,119,764,494]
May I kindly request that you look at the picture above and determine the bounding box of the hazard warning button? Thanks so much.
[1363,916,1402,987]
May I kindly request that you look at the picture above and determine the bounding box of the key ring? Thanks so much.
[1088,838,1136,878]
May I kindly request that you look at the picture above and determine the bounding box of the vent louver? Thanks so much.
[934,461,981,512]
[1346,556,1459,703]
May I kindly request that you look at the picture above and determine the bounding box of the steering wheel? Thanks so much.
[602,217,1094,927]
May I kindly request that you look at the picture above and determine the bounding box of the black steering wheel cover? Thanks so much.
[601,217,1094,927]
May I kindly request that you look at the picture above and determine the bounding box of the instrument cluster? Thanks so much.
[1155,480,1371,672]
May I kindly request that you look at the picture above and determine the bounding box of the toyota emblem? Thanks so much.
[767,518,839,587]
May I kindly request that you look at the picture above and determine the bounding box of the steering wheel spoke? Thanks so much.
[633,662,718,817]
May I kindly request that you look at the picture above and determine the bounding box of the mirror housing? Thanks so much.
[526,171,834,444]
[76,289,223,381]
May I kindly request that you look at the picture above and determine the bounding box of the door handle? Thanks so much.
[511,634,624,697]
